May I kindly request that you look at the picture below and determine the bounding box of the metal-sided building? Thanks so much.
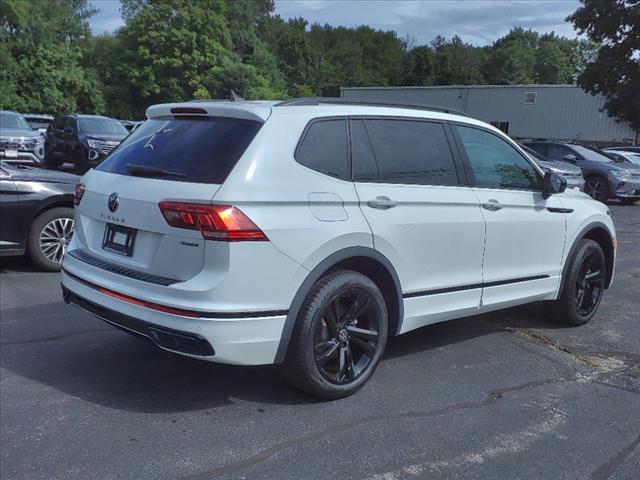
[341,85,638,145]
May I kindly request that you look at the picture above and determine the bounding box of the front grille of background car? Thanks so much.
[0,138,38,150]
[91,140,119,154]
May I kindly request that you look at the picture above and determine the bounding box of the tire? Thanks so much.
[283,270,388,400]
[74,150,90,175]
[584,176,609,203]
[619,197,639,205]
[43,145,57,170]
[27,207,75,272]
[547,239,606,326]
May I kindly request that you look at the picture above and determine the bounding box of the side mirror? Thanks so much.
[543,171,567,198]
[562,154,577,163]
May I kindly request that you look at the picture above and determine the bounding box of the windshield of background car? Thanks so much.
[78,117,128,135]
[571,145,613,163]
[96,117,263,184]
[0,112,30,130]
[26,119,51,129]
[520,145,547,162]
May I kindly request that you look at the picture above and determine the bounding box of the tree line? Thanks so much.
[1,0,637,130]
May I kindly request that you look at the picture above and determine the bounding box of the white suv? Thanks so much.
[61,99,616,399]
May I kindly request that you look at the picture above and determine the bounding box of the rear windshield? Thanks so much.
[96,117,262,184]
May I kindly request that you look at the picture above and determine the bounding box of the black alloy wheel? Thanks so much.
[283,270,388,399]
[313,288,382,385]
[574,248,605,317]
[584,176,609,203]
[547,239,606,326]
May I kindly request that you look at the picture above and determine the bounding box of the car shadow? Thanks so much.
[0,295,567,414]
[383,302,565,360]
[0,256,38,273]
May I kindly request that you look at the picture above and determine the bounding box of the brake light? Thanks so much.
[170,107,207,115]
[158,202,267,241]
[74,183,85,206]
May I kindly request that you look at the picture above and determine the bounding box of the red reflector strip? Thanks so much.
[98,287,199,318]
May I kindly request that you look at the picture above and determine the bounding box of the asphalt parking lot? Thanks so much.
[1,203,639,480]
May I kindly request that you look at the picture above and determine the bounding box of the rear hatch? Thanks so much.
[73,110,266,282]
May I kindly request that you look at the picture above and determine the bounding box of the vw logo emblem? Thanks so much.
[108,192,119,213]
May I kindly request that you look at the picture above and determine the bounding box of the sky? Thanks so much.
[88,0,582,46]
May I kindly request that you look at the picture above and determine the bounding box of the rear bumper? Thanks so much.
[61,269,287,365]
[63,287,215,356]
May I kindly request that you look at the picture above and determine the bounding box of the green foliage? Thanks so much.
[431,36,486,85]
[568,0,640,131]
[0,0,104,114]
[402,46,435,86]
[2,0,617,123]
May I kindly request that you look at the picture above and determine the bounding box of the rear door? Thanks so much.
[453,125,567,310]
[73,116,263,282]
[46,115,65,158]
[352,118,485,333]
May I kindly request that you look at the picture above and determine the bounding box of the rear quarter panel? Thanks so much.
[212,110,374,283]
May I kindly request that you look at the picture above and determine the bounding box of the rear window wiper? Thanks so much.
[126,163,186,178]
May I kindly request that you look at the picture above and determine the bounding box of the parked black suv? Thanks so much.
[522,141,640,204]
[45,114,128,173]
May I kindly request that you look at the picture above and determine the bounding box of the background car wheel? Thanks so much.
[619,198,639,205]
[27,207,74,272]
[74,151,90,174]
[584,176,609,203]
[283,270,388,400]
[43,147,57,170]
[547,239,606,327]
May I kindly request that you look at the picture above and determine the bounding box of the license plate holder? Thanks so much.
[4,149,18,158]
[102,223,137,256]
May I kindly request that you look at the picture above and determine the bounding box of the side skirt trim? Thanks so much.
[403,274,550,299]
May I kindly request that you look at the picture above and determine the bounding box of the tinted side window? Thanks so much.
[351,120,379,181]
[457,126,542,190]
[548,144,574,162]
[296,119,349,180]
[64,117,78,132]
[525,143,548,157]
[52,115,65,130]
[355,119,459,186]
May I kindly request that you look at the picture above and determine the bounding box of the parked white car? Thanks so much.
[604,149,640,166]
[61,99,616,399]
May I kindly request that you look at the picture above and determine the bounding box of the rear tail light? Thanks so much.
[158,202,267,241]
[74,183,85,206]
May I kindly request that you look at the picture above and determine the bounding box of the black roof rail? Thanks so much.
[275,97,470,117]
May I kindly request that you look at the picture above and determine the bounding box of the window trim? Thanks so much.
[348,115,468,187]
[294,116,352,182]
[450,122,545,193]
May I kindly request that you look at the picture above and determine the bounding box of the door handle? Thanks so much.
[367,196,397,210]
[482,199,503,211]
